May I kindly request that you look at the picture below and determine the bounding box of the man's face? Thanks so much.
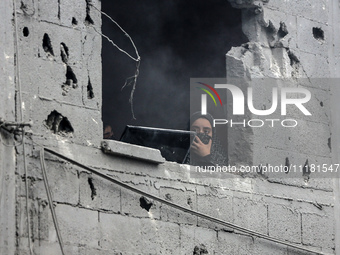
[104,125,114,139]
[191,118,212,137]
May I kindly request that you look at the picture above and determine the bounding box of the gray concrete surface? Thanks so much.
[0,0,339,254]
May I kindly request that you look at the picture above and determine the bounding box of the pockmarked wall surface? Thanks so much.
[0,0,339,254]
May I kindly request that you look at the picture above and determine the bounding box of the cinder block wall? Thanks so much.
[0,0,338,254]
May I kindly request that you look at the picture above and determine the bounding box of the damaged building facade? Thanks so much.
[1,0,340,254]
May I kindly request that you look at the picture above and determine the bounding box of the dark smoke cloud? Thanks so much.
[102,0,247,138]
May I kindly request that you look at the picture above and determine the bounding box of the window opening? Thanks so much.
[102,0,247,139]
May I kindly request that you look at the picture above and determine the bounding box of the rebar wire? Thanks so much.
[40,146,330,255]
[90,3,140,119]
[12,0,33,254]
[39,149,66,255]
[90,4,140,62]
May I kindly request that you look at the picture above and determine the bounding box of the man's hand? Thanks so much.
[191,136,212,157]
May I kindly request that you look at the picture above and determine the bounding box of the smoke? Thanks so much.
[102,0,247,138]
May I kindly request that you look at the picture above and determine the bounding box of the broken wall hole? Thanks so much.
[87,77,94,99]
[45,110,74,135]
[284,157,290,174]
[302,159,311,181]
[187,197,193,207]
[286,50,300,67]
[164,193,172,201]
[88,177,97,200]
[320,101,324,107]
[85,0,94,25]
[193,244,208,255]
[42,33,54,56]
[139,196,153,212]
[313,27,324,42]
[62,66,78,95]
[278,22,288,38]
[20,0,35,15]
[60,42,69,64]
[23,27,29,37]
[72,17,78,25]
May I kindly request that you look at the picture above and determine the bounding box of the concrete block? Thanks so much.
[292,0,329,24]
[139,218,181,254]
[121,183,160,219]
[33,160,79,204]
[216,231,239,254]
[296,17,329,57]
[286,120,330,157]
[253,146,334,180]
[54,204,100,247]
[254,238,288,255]
[266,0,329,25]
[297,51,331,78]
[180,225,217,255]
[38,0,59,24]
[197,193,233,231]
[50,26,84,68]
[101,213,180,254]
[268,204,301,243]
[99,213,142,253]
[301,213,334,249]
[19,57,65,97]
[254,177,334,206]
[159,186,197,225]
[285,86,331,125]
[233,197,268,234]
[79,171,120,212]
[17,198,39,240]
[59,0,87,28]
[81,31,102,109]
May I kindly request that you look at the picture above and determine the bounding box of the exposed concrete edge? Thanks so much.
[101,140,165,164]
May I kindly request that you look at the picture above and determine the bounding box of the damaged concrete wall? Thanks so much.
[225,0,338,253]
[0,0,338,254]
[0,1,16,254]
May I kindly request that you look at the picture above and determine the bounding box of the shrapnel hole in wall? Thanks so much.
[193,244,208,255]
[88,177,97,200]
[286,50,300,67]
[42,33,54,56]
[285,157,290,174]
[60,42,69,64]
[85,0,94,25]
[139,196,153,212]
[87,77,94,99]
[45,110,74,135]
[302,159,311,181]
[72,17,78,26]
[312,27,324,42]
[23,27,29,37]
[62,66,78,95]
[277,22,288,38]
